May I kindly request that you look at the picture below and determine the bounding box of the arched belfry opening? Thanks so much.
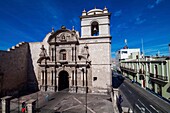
[58,71,69,91]
[91,21,99,36]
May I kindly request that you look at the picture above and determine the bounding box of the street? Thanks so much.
[119,78,170,113]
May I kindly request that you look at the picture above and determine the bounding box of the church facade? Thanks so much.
[0,7,112,95]
[31,7,112,93]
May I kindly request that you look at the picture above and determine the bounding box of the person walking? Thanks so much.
[21,102,26,113]
[45,93,49,102]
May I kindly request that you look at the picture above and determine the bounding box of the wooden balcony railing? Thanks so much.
[120,67,137,73]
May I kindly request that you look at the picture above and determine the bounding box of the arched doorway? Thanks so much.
[58,71,69,91]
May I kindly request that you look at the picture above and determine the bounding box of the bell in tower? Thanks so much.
[91,21,99,36]
[80,7,111,38]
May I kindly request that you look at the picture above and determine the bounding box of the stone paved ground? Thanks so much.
[7,91,114,113]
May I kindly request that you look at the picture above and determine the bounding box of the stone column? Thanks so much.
[71,70,76,92]
[1,96,12,113]
[84,68,86,87]
[74,69,76,86]
[166,63,169,80]
[71,71,74,86]
[52,70,55,92]
[69,75,72,87]
[26,99,36,113]
[56,76,59,91]
[149,63,151,73]
[162,62,164,76]
[41,71,44,85]
[111,88,119,113]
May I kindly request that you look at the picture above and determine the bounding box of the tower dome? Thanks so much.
[87,8,103,15]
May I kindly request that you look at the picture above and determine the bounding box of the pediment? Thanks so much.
[48,29,78,44]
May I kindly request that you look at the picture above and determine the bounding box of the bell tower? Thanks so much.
[79,7,112,93]
[80,7,111,38]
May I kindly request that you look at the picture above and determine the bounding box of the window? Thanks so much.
[91,21,99,36]
[155,65,158,77]
[93,77,97,81]
[122,51,127,54]
[60,49,66,60]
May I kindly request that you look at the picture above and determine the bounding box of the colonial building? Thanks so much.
[0,7,112,96]
[120,54,170,101]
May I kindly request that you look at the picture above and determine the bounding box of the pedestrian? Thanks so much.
[21,102,26,113]
[45,94,49,101]
[117,95,123,112]
[118,95,123,104]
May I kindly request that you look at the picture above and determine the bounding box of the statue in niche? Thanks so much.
[39,45,47,57]
[37,45,50,63]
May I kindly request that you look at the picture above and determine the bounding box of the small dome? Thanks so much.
[87,8,103,15]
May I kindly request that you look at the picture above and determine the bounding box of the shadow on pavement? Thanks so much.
[112,72,124,88]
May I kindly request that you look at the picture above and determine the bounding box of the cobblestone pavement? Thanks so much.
[8,91,114,113]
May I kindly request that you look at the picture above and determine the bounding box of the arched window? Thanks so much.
[60,49,66,60]
[91,21,99,36]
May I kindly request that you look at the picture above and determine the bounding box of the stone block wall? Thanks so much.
[0,42,29,96]
[79,37,111,93]
[28,42,42,90]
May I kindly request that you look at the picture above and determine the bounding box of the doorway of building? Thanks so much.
[58,71,69,91]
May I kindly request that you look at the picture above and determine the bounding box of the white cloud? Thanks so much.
[53,15,57,19]
[144,43,169,56]
[135,17,146,24]
[147,0,163,9]
[117,23,128,29]
[111,52,116,55]
[155,0,163,5]
[70,17,79,27]
[147,5,155,9]
[114,10,122,17]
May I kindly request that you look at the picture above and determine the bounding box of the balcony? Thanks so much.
[150,73,168,82]
[120,67,137,74]
[139,69,145,75]
[58,60,68,64]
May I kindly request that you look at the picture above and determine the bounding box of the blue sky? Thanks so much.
[0,0,170,57]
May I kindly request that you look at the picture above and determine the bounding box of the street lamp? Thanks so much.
[85,64,87,113]
[168,44,170,57]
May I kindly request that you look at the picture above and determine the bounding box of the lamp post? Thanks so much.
[85,65,87,113]
[168,44,170,57]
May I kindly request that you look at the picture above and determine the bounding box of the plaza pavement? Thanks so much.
[9,90,114,113]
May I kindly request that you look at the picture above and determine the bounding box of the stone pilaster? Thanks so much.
[56,76,59,91]
[26,99,36,113]
[1,96,12,113]
[162,62,164,76]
